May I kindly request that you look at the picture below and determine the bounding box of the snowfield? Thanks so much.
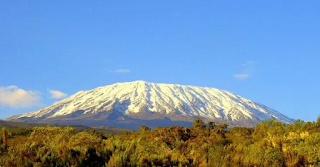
[6,81,294,127]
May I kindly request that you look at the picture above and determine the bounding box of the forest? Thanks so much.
[0,116,320,167]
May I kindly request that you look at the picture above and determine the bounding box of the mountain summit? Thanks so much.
[6,81,294,129]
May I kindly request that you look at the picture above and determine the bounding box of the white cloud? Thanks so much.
[48,89,68,99]
[234,60,256,80]
[0,86,42,108]
[242,61,256,67]
[111,69,131,73]
[234,73,250,80]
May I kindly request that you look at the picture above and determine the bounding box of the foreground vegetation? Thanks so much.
[0,117,320,167]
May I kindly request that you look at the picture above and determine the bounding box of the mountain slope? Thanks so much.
[6,81,294,129]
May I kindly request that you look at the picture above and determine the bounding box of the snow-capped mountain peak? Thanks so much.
[6,81,294,129]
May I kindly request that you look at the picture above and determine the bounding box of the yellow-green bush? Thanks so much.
[1,117,320,166]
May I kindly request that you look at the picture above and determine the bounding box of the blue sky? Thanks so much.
[0,1,319,121]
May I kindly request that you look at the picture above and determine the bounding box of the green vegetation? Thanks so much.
[1,116,320,167]
[0,120,132,134]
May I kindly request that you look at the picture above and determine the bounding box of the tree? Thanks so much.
[317,115,320,127]
[208,122,216,129]
[218,123,228,130]
[139,126,151,133]
[216,123,228,138]
[193,118,206,129]
[2,127,8,149]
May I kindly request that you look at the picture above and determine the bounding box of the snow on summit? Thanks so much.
[6,81,294,128]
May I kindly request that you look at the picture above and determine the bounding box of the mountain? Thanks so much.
[6,81,294,130]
